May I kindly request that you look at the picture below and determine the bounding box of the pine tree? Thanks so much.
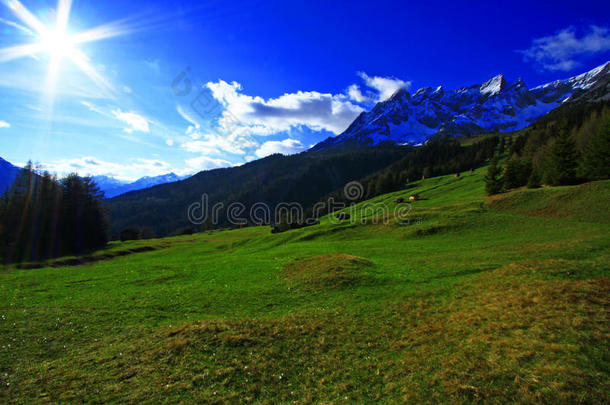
[544,129,579,186]
[506,136,514,153]
[375,171,394,195]
[61,174,108,254]
[496,137,506,156]
[0,167,108,263]
[485,155,504,195]
[580,118,610,180]
[422,166,431,179]
[527,169,541,189]
[504,157,532,190]
[365,180,375,199]
[503,158,522,190]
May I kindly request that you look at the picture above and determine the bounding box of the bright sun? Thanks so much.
[0,0,132,100]
[40,29,76,59]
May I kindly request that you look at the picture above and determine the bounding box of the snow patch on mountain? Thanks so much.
[480,74,506,96]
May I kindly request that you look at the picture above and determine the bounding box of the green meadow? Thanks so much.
[1,169,608,403]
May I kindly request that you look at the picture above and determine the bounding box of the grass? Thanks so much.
[282,254,376,289]
[487,180,610,223]
[0,169,608,403]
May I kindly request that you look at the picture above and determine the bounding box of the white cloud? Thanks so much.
[0,120,10,128]
[175,74,410,161]
[185,125,201,139]
[184,156,233,172]
[181,130,257,156]
[255,138,306,158]
[206,80,364,137]
[41,156,174,182]
[347,84,369,102]
[520,25,610,71]
[122,85,132,94]
[177,104,202,128]
[81,100,107,116]
[165,139,174,146]
[182,140,221,156]
[112,109,150,133]
[357,72,410,101]
[24,104,43,112]
[40,153,233,181]
[82,101,152,134]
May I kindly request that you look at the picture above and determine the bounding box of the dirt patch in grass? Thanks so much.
[282,254,375,289]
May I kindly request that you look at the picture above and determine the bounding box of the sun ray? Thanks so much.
[0,16,34,35]
[69,49,115,96]
[5,0,49,35]
[55,0,72,32]
[0,0,182,105]
[42,0,74,106]
[71,19,136,44]
[42,54,60,110]
[0,42,45,62]
[0,0,126,102]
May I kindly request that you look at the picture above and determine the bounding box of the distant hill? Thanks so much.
[93,173,187,198]
[106,146,409,236]
[0,157,20,193]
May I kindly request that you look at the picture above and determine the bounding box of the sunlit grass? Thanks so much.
[0,172,608,403]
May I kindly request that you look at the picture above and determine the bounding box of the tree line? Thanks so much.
[321,135,500,206]
[485,102,610,195]
[0,163,108,263]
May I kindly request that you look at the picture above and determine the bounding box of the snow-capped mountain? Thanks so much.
[313,62,610,150]
[93,173,186,198]
[0,157,185,198]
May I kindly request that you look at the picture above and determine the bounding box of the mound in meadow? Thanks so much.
[282,254,375,289]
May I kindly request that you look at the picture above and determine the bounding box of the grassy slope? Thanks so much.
[0,170,608,403]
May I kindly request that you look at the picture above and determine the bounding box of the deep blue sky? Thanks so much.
[0,0,609,180]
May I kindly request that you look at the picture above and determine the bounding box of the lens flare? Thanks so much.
[0,0,135,100]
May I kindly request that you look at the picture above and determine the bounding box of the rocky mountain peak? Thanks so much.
[480,74,507,96]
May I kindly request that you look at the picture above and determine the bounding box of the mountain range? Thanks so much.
[0,158,186,198]
[92,173,187,198]
[313,62,610,150]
